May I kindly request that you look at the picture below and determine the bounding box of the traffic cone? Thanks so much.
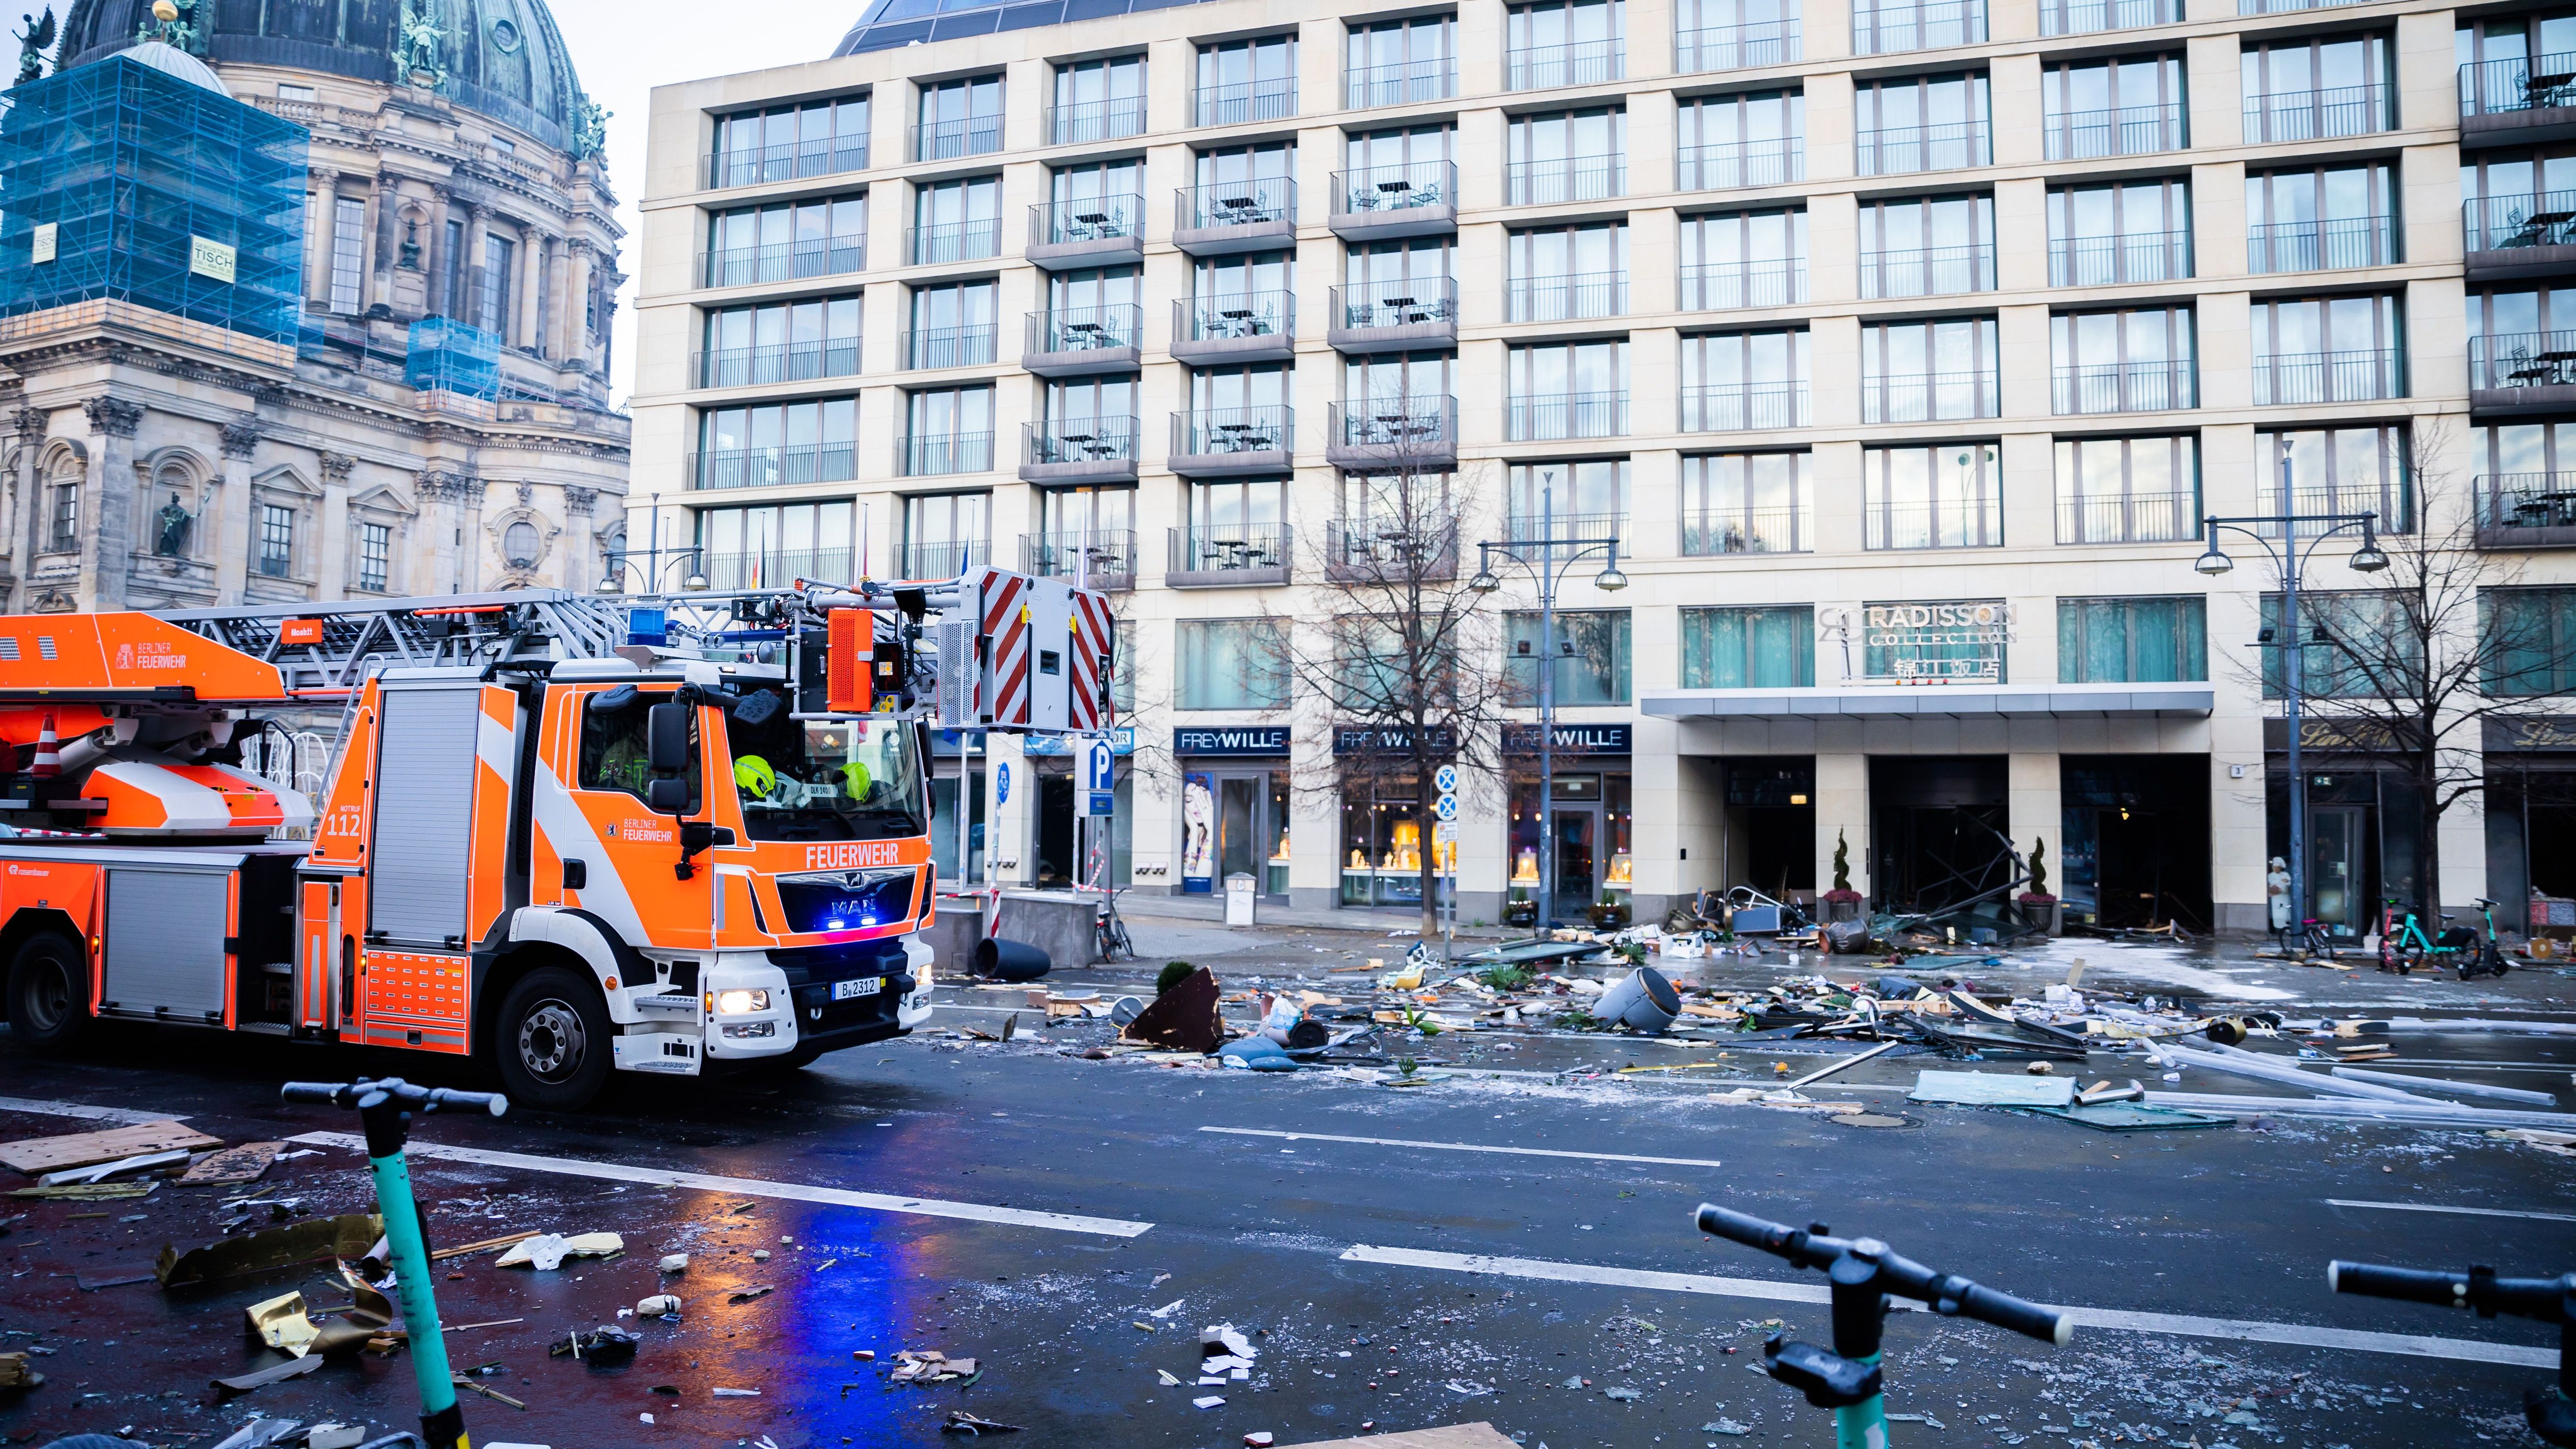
[29,714,59,777]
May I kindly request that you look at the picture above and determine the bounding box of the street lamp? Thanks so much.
[2199,455,2389,951]
[600,545,710,594]
[1475,469,1623,935]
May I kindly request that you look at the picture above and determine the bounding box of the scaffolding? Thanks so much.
[0,52,308,345]
[404,315,503,399]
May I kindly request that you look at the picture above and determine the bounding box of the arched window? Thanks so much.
[503,519,542,568]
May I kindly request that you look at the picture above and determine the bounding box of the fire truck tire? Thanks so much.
[7,931,90,1053]
[494,965,612,1110]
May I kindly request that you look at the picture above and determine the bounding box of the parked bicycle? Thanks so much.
[2330,1254,2573,1445]
[2378,896,2512,979]
[1096,882,1135,963]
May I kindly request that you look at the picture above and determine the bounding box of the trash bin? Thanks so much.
[1225,872,1258,926]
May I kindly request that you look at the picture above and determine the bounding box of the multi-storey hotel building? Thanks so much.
[631,0,2576,935]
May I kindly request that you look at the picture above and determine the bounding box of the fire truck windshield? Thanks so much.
[723,700,927,842]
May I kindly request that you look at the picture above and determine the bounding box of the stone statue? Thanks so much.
[570,96,609,162]
[153,491,192,557]
[398,219,422,270]
[133,0,200,53]
[13,7,53,88]
[398,0,445,87]
[2027,837,2049,897]
[1830,829,1850,893]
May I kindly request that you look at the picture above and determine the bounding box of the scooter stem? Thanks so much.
[360,1098,467,1449]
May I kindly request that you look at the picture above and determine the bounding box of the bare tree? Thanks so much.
[1282,441,1509,937]
[2243,422,2576,918]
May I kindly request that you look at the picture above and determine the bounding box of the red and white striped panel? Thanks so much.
[1068,588,1116,730]
[978,570,1031,726]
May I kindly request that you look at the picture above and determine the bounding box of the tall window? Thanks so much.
[705,195,866,285]
[1680,208,1805,309]
[1682,606,1815,686]
[440,218,465,318]
[46,482,76,552]
[2051,306,2196,414]
[2462,15,2576,116]
[258,504,295,577]
[1507,340,1627,440]
[1852,0,1981,55]
[915,74,1003,160]
[2471,286,2576,392]
[1863,443,2001,550]
[2474,419,2576,532]
[1681,330,1809,431]
[710,93,869,186]
[2260,426,2411,534]
[904,387,995,477]
[1507,224,1628,322]
[1506,610,1632,706]
[1178,619,1287,710]
[1048,157,1145,213]
[1861,316,1997,423]
[699,295,863,387]
[1508,458,1626,536]
[695,398,860,489]
[2249,162,2397,272]
[2252,294,2405,405]
[1045,264,1144,351]
[1507,109,1625,205]
[2462,150,2575,255]
[1856,72,1989,175]
[911,176,1002,265]
[329,196,367,314]
[1051,56,1145,144]
[1682,451,1811,554]
[906,279,998,370]
[2042,0,2177,36]
[2041,54,2184,160]
[1676,90,1802,190]
[903,491,989,575]
[2259,592,2416,698]
[2055,434,2198,544]
[1339,350,1452,442]
[359,521,392,592]
[478,233,515,340]
[1507,0,1624,89]
[1182,478,1290,574]
[1676,0,1799,70]
[1344,238,1453,323]
[2242,33,2393,143]
[2058,598,2207,683]
[2486,588,2576,697]
[1857,193,1992,299]
[1196,35,1296,126]
[698,501,856,588]
[2049,178,2190,286]
[1038,485,1138,573]
[1348,15,1455,107]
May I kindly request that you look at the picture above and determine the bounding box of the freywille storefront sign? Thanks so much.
[1855,601,2013,684]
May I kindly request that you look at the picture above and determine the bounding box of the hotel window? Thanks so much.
[1857,192,1992,299]
[1855,72,1989,175]
[902,490,989,576]
[1681,330,1809,431]
[906,279,998,370]
[2252,294,2404,405]
[2259,425,2411,534]
[1506,108,1624,204]
[1507,458,1626,536]
[2474,420,2576,535]
[2058,596,2207,684]
[695,398,861,489]
[1676,0,1799,70]
[1196,34,1297,125]
[711,93,869,186]
[1506,339,1627,441]
[329,196,367,314]
[699,295,862,388]
[1679,207,1806,309]
[1506,223,1628,322]
[1051,56,1145,144]
[1506,609,1632,706]
[697,502,856,589]
[1681,451,1811,555]
[1507,0,1625,89]
[1852,0,1982,56]
[1347,14,1455,107]
[2242,33,2394,143]
[911,176,1002,265]
[2050,306,2197,415]
[705,195,867,285]
[1860,316,1997,423]
[2050,177,2191,286]
[903,386,996,477]
[2462,15,2576,115]
[1863,442,2002,550]
[258,504,295,578]
[2485,588,2576,696]
[915,74,1003,161]
[358,522,391,592]
[2054,434,2198,544]
[1178,619,1289,710]
[2040,54,2184,160]
[2258,591,2415,699]
[1681,605,1815,687]
[1675,90,1802,190]
[2250,162,2397,272]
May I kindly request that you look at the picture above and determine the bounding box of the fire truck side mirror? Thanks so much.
[646,776,691,814]
[646,702,691,776]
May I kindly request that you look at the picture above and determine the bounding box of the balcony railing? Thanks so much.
[1337,159,1458,218]
[906,218,1003,266]
[1045,95,1147,145]
[1683,506,1810,554]
[900,432,996,477]
[1859,243,1993,299]
[706,136,870,189]
[1326,518,1461,581]
[1676,16,1800,71]
[2253,348,2404,405]
[1852,0,1984,54]
[1169,524,1291,584]
[2040,0,2180,34]
[2249,216,2398,274]
[1023,530,1138,587]
[1507,390,1628,441]
[2259,484,2411,534]
[1173,405,1293,458]
[687,442,859,490]
[2239,0,2353,13]
[1856,120,1990,176]
[1328,397,1457,459]
[1504,510,1623,542]
[1865,500,2003,550]
[1677,137,1803,191]
[2243,84,2391,144]
[1507,37,1625,90]
[910,115,1003,162]
[1026,303,1144,357]
[1334,279,1461,331]
[2043,102,2184,160]
[2050,230,2190,286]
[1506,153,1624,206]
[1682,384,1809,431]
[2056,490,2196,544]
[2479,473,2576,540]
[901,323,997,370]
[691,338,861,389]
[2467,192,2576,255]
[703,548,856,590]
[2052,359,2196,414]
[1507,271,1628,322]
[699,239,864,289]
[1347,55,1456,108]
[1178,178,1296,233]
[1025,417,1139,467]
[2472,329,2576,391]
[902,539,985,578]
[1194,76,1297,127]
[1862,370,1999,423]
[1028,194,1145,249]
[2463,51,2576,117]
[1680,260,1807,309]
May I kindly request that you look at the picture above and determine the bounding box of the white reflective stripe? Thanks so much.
[528,760,642,942]
[201,760,315,828]
[92,760,228,832]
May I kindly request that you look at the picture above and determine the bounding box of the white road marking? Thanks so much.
[1200,1125,1724,1169]
[2326,1198,2576,1224]
[0,1095,190,1126]
[285,1132,1151,1239]
[1339,1246,2557,1369]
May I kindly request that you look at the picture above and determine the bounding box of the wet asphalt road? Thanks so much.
[2,926,2574,1449]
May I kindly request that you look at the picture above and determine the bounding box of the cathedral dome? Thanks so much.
[54,0,589,150]
[115,38,229,95]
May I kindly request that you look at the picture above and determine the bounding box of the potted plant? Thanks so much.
[1822,828,1865,923]
[2016,837,2061,936]
[1588,892,1631,930]
[1503,888,1539,928]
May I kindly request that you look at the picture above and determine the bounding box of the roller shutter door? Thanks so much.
[103,867,230,1020]
[369,685,480,946]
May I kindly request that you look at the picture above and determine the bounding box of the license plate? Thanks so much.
[832,976,883,1001]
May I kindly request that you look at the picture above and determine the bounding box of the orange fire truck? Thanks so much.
[0,570,1115,1108]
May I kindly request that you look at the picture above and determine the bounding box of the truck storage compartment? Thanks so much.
[100,865,232,1023]
[368,685,481,948]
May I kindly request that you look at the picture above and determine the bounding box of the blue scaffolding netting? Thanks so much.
[404,315,503,399]
[0,52,309,345]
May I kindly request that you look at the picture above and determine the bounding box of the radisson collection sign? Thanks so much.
[1857,600,2013,684]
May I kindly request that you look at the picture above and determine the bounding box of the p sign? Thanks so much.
[1085,738,1115,792]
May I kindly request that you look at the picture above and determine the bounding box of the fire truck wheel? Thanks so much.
[7,931,90,1053]
[494,965,611,1110]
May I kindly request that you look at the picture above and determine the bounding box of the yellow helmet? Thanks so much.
[733,755,776,797]
[839,760,872,797]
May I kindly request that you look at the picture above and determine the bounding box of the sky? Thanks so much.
[7,0,857,405]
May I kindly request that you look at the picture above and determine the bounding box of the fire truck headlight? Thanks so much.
[715,988,771,1015]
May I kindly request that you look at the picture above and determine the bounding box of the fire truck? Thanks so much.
[0,570,1115,1109]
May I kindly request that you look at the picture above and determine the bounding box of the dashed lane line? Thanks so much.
[1200,1124,1723,1170]
[0,1095,193,1125]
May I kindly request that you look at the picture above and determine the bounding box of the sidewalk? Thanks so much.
[1115,890,1519,941]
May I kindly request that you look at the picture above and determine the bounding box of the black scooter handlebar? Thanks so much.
[1698,1204,2072,1347]
[2331,1260,2573,1324]
[282,1078,508,1117]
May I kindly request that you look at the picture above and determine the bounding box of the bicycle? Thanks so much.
[2330,1255,2574,1446]
[2378,896,2513,978]
[1096,882,1135,963]
[1698,1204,2069,1446]
[2295,916,2338,962]
[281,1077,508,1449]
